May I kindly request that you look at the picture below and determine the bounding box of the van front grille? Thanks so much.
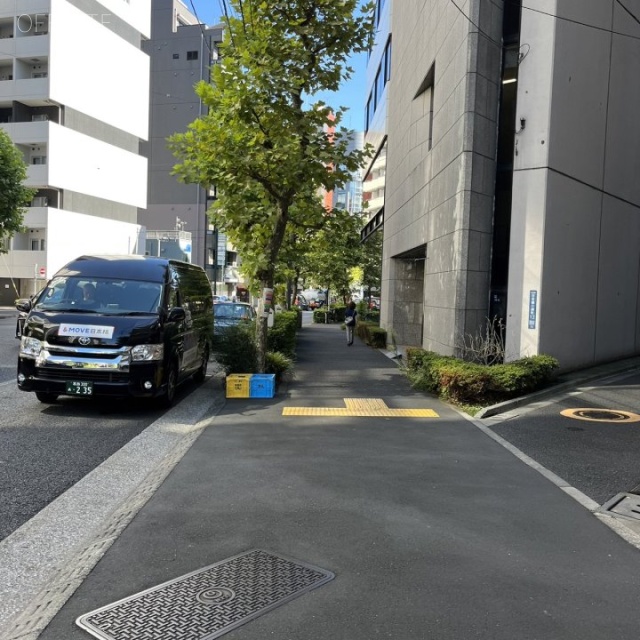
[37,369,129,383]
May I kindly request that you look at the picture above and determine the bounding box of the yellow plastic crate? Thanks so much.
[226,374,252,398]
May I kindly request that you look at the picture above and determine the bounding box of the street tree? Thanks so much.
[305,211,364,303]
[0,129,36,252]
[170,0,373,372]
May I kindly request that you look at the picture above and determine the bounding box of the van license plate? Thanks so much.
[66,381,93,396]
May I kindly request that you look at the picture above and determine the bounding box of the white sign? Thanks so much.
[59,324,115,339]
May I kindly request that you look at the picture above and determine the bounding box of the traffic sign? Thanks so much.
[39,266,46,277]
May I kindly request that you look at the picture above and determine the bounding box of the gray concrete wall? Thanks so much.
[383,0,501,353]
[140,0,222,269]
[387,257,425,346]
[506,0,640,370]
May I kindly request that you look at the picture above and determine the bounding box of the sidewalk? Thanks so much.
[5,323,640,639]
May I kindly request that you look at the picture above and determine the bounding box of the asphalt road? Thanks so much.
[0,314,188,541]
[487,371,640,505]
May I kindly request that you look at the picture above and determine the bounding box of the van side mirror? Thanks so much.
[168,307,186,322]
[15,299,32,313]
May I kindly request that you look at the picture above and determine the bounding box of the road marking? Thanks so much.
[560,408,640,423]
[282,398,439,418]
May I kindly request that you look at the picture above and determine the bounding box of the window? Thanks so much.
[173,53,179,59]
[40,239,45,251]
[366,93,373,132]
[31,239,39,251]
[31,156,47,165]
[375,66,384,110]
[186,50,198,61]
[384,38,392,82]
[375,0,387,26]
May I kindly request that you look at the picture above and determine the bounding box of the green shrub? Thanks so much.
[403,348,559,405]
[267,311,298,357]
[437,360,491,403]
[355,320,376,341]
[313,308,337,323]
[368,327,387,348]
[212,323,257,374]
[332,305,346,322]
[213,316,300,377]
[265,351,295,382]
[362,309,380,323]
[353,321,386,348]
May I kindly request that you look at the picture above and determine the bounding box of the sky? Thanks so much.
[190,1,368,131]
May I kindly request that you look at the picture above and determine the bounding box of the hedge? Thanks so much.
[404,348,559,405]
[355,321,387,348]
[267,310,298,357]
[212,317,296,381]
[312,305,346,324]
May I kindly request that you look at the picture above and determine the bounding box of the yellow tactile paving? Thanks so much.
[282,398,439,418]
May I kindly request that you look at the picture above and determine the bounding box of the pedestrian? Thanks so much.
[344,300,357,346]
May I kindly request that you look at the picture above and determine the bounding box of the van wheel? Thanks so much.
[193,345,209,383]
[160,362,178,408]
[36,392,59,404]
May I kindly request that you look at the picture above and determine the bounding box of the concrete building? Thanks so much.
[139,0,225,286]
[0,0,150,303]
[361,0,390,237]
[376,0,640,370]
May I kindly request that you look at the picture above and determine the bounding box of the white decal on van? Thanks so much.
[59,324,115,339]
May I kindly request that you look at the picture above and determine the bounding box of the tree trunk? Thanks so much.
[286,277,293,310]
[255,205,289,373]
[255,308,268,373]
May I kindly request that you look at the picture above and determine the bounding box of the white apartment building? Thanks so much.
[0,0,151,303]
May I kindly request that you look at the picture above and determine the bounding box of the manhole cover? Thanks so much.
[560,408,640,423]
[601,493,640,522]
[76,550,334,640]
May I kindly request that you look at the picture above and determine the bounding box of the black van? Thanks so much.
[16,255,213,406]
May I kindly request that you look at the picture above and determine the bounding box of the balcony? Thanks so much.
[26,163,48,186]
[0,0,51,15]
[0,76,48,101]
[15,32,49,57]
[0,119,49,142]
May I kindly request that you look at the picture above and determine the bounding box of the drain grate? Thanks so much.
[76,550,334,640]
[601,493,640,522]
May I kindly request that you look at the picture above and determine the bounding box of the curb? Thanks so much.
[0,376,226,640]
[476,359,640,418]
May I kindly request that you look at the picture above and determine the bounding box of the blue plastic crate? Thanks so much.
[250,373,276,398]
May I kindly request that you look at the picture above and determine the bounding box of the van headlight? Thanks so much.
[20,336,43,359]
[131,344,164,361]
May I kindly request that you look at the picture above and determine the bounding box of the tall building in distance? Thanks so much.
[332,130,364,214]
[0,0,151,303]
[140,0,224,286]
[377,0,640,370]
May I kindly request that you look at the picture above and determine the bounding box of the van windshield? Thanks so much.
[35,277,163,315]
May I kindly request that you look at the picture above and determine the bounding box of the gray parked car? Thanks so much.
[213,302,256,338]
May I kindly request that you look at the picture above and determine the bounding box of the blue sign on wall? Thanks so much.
[528,290,538,329]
